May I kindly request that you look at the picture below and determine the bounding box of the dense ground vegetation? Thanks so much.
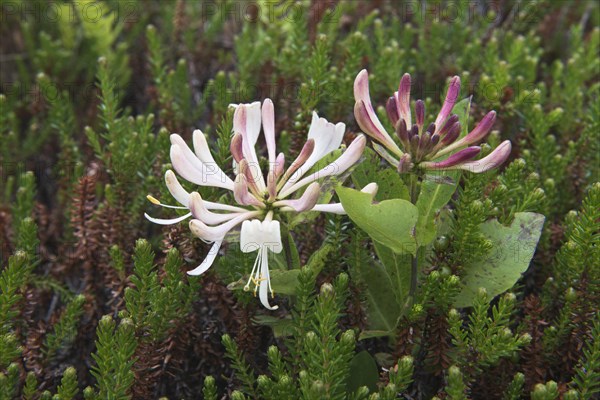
[1,0,599,399]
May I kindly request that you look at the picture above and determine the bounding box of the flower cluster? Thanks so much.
[353,70,511,174]
[146,99,368,309]
[148,71,513,310]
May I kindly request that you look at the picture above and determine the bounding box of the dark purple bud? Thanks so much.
[419,132,431,151]
[410,133,420,155]
[439,114,459,136]
[415,100,425,128]
[395,119,409,149]
[425,146,481,169]
[441,122,461,145]
[431,134,440,147]
[426,123,436,134]
[463,110,496,145]
[409,124,419,140]
[386,96,400,126]
[417,132,431,160]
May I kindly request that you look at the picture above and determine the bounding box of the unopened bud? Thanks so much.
[565,287,577,302]
[341,330,355,344]
[257,375,269,387]
[320,283,334,297]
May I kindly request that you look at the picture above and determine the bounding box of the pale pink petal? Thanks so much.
[455,140,511,173]
[189,211,259,242]
[307,182,378,214]
[353,70,402,155]
[233,103,265,190]
[279,135,366,198]
[230,133,244,163]
[396,73,412,127]
[262,99,276,165]
[189,192,246,225]
[273,182,321,212]
[165,170,190,206]
[234,175,264,207]
[192,129,217,164]
[170,140,234,191]
[279,139,315,188]
[354,100,402,155]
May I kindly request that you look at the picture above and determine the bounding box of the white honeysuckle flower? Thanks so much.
[146,98,369,309]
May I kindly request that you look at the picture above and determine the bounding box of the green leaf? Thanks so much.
[352,147,409,200]
[373,242,412,309]
[454,212,545,308]
[355,255,403,339]
[336,186,419,255]
[270,269,301,295]
[453,96,472,138]
[346,351,379,393]
[415,172,459,246]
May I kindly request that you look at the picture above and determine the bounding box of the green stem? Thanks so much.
[408,174,420,300]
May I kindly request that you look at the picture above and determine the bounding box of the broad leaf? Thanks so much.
[373,241,412,308]
[415,172,459,246]
[346,351,379,393]
[354,257,402,339]
[454,212,545,308]
[352,147,409,201]
[336,186,418,255]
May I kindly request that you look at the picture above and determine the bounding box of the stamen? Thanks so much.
[147,195,161,205]
[146,194,188,210]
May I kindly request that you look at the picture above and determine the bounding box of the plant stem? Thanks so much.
[408,174,420,300]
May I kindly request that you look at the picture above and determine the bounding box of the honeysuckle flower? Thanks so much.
[353,70,511,174]
[145,99,369,309]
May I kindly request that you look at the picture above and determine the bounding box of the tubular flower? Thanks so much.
[145,99,369,309]
[353,69,511,174]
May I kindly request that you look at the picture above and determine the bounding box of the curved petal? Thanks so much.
[455,140,511,173]
[234,175,264,207]
[307,182,378,215]
[279,135,366,198]
[187,240,222,276]
[262,99,276,165]
[192,129,217,164]
[435,76,461,128]
[165,170,190,206]
[354,100,402,155]
[279,139,315,189]
[189,211,259,242]
[302,112,346,173]
[144,212,192,225]
[396,73,412,127]
[462,111,496,145]
[421,146,481,170]
[273,182,321,212]
[259,248,278,310]
[233,102,265,190]
[170,141,234,191]
[189,192,246,225]
[353,70,402,155]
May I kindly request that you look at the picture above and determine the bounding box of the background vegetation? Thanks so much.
[0,0,598,399]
